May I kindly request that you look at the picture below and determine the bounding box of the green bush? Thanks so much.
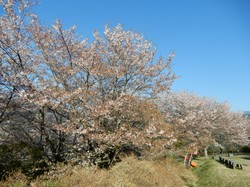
[0,143,49,180]
[207,145,222,154]
[240,145,250,153]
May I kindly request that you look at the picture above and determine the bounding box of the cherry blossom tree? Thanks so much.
[0,0,36,125]
[91,25,176,100]
[156,91,248,158]
[0,0,39,148]
[0,0,177,165]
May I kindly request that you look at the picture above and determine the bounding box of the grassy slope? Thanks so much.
[1,157,197,187]
[3,155,250,187]
[46,157,196,187]
[193,155,250,187]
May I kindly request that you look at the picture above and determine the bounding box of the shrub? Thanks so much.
[0,143,49,180]
[240,145,250,153]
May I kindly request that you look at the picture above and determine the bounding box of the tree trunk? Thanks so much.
[204,147,208,159]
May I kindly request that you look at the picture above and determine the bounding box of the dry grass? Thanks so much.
[0,171,28,187]
[1,156,196,187]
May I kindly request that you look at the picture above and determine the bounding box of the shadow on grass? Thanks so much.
[242,157,250,160]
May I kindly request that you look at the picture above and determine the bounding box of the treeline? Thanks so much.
[0,0,249,180]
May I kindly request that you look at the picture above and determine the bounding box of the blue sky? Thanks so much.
[30,0,250,112]
[4,0,250,111]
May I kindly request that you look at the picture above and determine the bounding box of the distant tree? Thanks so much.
[156,91,248,158]
[212,108,249,151]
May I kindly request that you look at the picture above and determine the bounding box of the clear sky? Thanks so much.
[5,0,250,111]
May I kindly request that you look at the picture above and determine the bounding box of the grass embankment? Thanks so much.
[193,155,250,187]
[0,156,196,187]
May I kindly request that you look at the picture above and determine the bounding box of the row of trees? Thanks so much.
[156,92,249,157]
[0,0,249,179]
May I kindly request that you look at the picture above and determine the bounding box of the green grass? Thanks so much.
[192,155,250,187]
